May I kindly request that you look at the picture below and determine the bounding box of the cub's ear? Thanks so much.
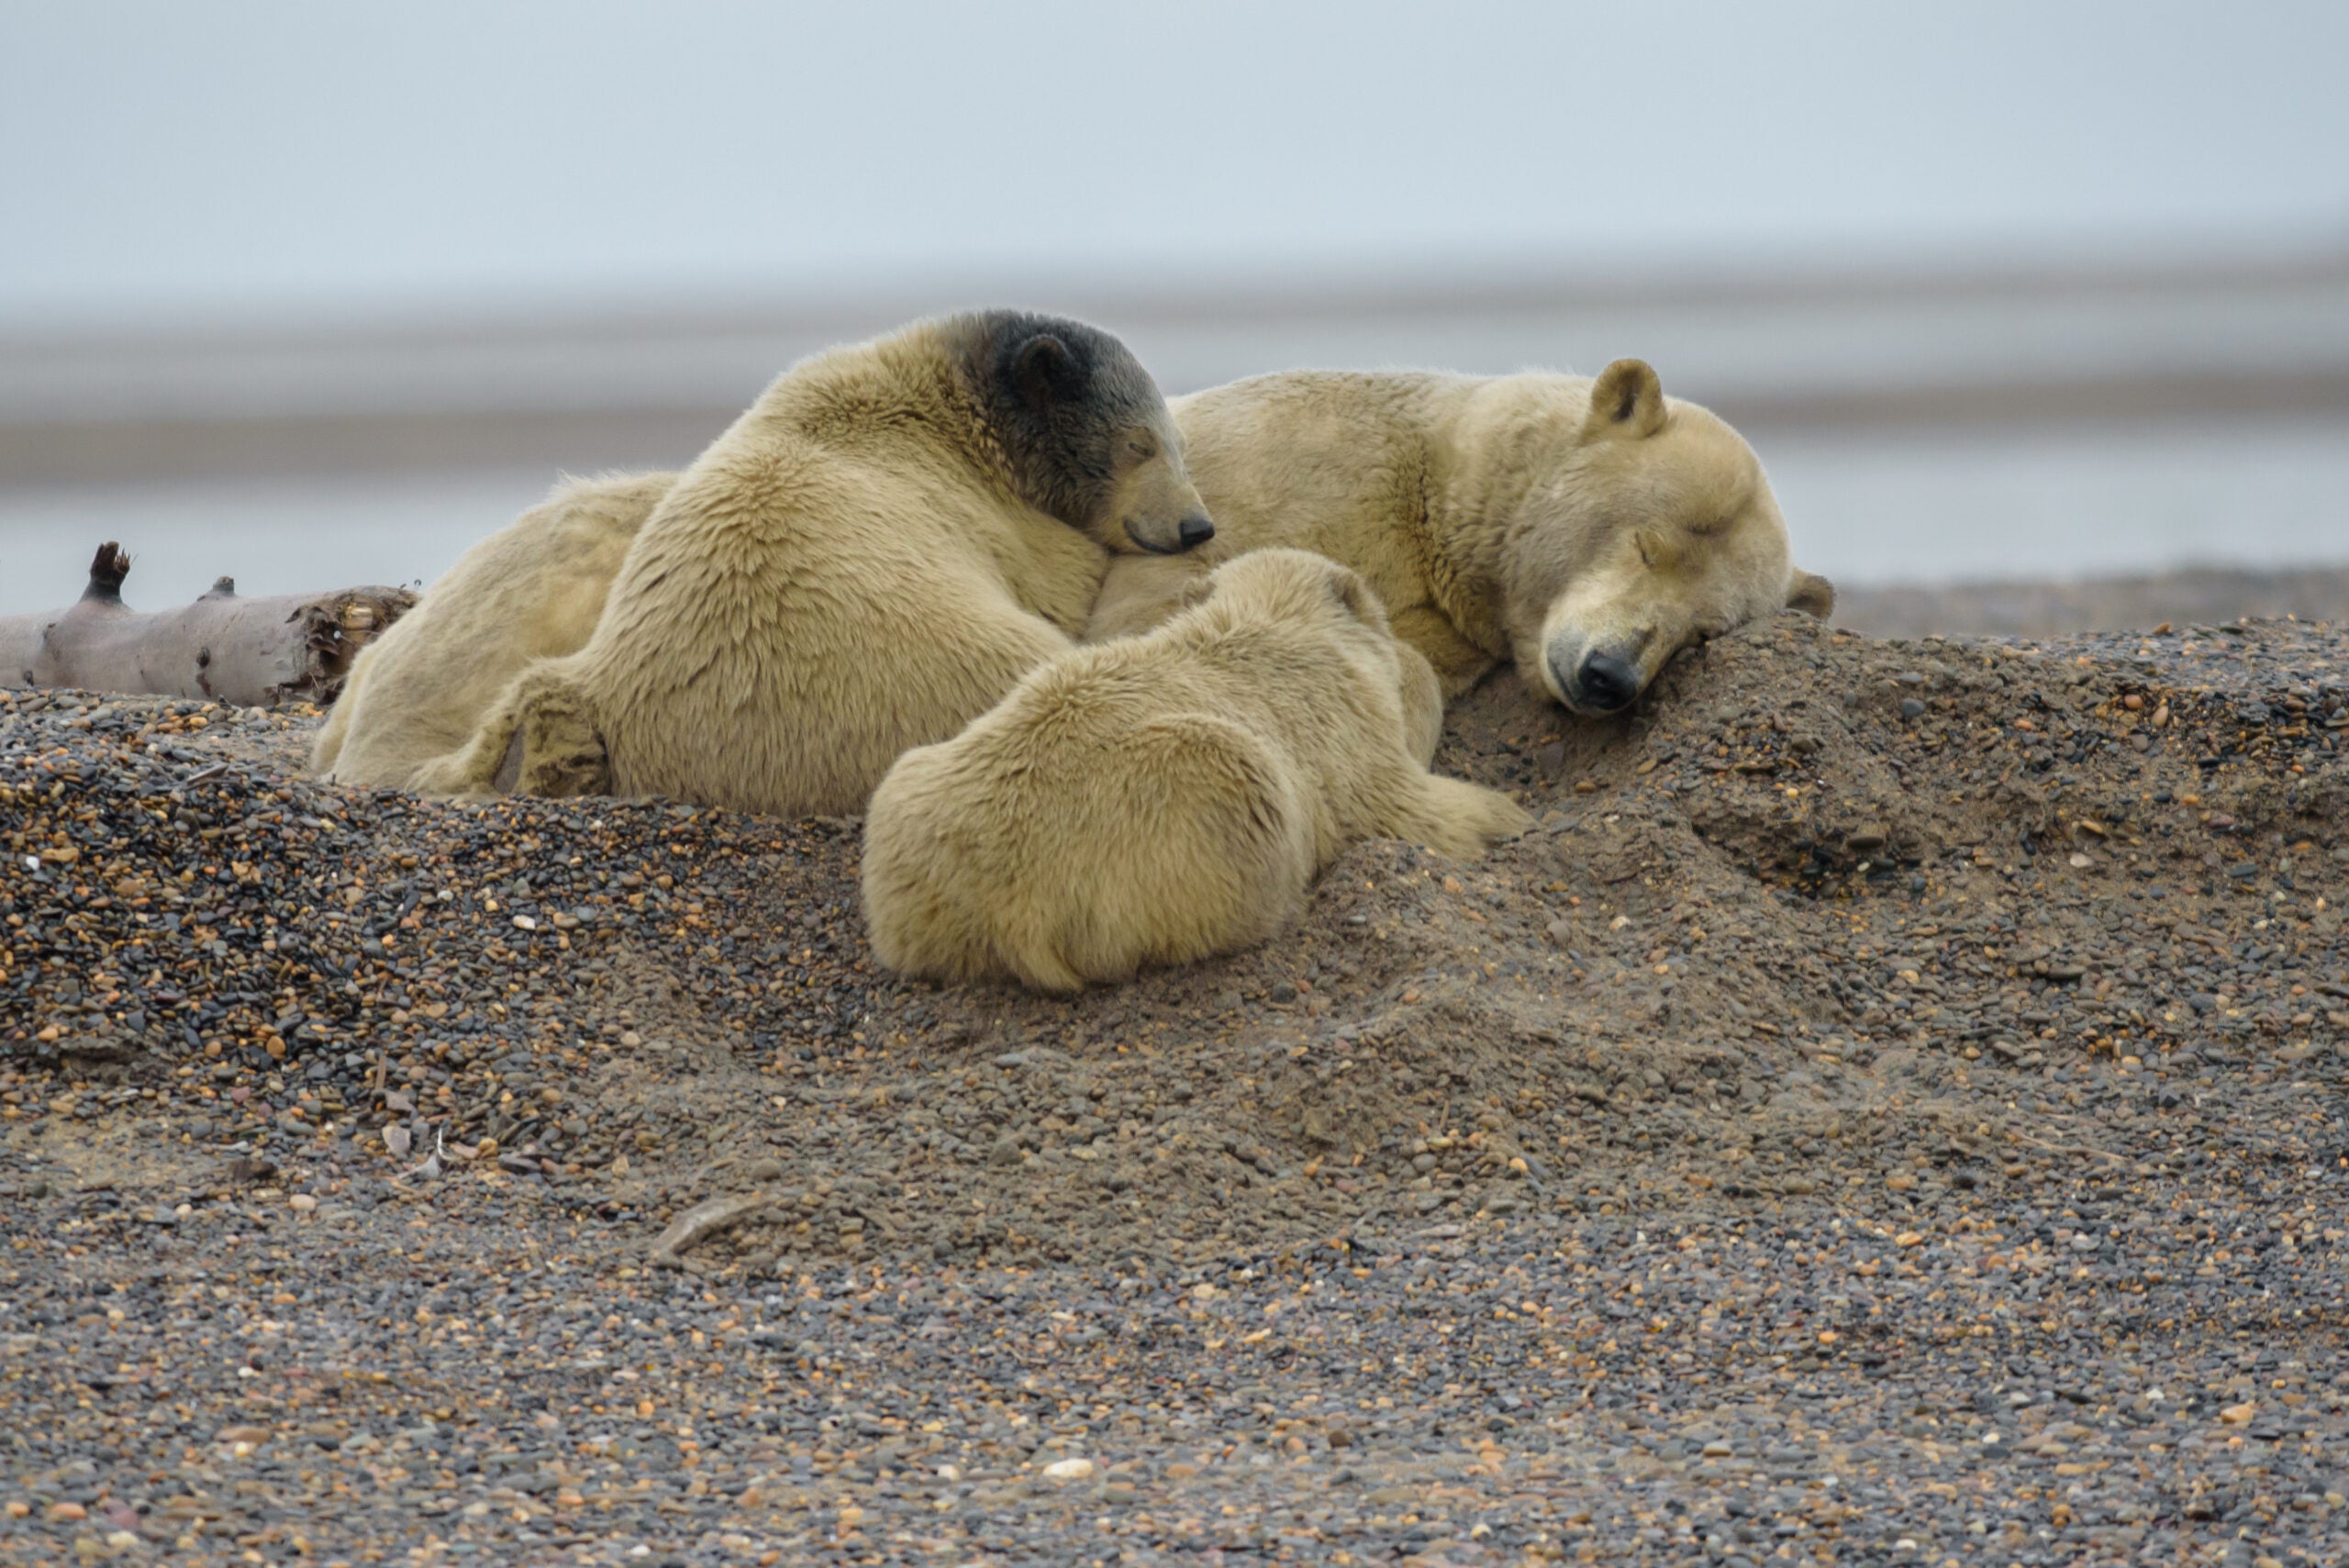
[1585,358,1666,439]
[1325,562,1386,628]
[1013,333,1079,409]
[1786,569,1835,619]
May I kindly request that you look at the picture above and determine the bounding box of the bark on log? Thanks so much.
[0,543,416,706]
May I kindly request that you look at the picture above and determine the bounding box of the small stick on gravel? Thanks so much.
[647,1192,777,1269]
[396,1129,449,1184]
[2006,1129,2129,1164]
[0,541,414,705]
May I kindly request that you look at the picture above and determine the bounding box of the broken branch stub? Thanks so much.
[646,1192,777,1270]
[0,541,415,706]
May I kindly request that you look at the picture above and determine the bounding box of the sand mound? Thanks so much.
[5,613,2344,1270]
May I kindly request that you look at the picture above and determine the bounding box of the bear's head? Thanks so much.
[968,311,1215,556]
[1498,360,1833,717]
[1190,548,1439,751]
[1199,546,1396,637]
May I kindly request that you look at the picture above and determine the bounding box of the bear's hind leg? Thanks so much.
[407,663,608,799]
[1391,774,1534,862]
[508,683,607,798]
[1051,716,1312,982]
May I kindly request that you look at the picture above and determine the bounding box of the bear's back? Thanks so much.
[977,588,1402,840]
[618,350,1108,640]
[557,337,1109,815]
[862,648,1313,988]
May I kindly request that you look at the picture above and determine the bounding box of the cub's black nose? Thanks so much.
[1575,652,1640,714]
[1177,514,1215,549]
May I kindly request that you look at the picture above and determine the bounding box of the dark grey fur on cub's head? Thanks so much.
[953,310,1171,529]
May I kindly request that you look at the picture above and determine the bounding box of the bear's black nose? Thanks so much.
[1574,652,1640,714]
[1178,514,1215,549]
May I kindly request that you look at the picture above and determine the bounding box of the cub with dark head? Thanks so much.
[415,310,1209,813]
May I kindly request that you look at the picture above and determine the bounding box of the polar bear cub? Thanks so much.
[862,548,1531,991]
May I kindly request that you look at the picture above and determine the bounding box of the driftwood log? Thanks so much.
[0,543,415,707]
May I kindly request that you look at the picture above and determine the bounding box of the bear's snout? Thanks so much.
[1552,648,1641,716]
[1126,513,1215,554]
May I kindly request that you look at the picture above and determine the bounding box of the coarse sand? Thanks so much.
[4,609,2346,1563]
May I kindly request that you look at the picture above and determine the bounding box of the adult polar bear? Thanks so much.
[1087,359,1835,708]
[406,310,1212,814]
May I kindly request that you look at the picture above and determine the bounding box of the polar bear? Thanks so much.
[413,311,1212,814]
[308,472,668,788]
[861,549,1531,992]
[1085,360,1835,713]
[328,358,1824,775]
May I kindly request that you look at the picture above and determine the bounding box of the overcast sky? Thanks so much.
[5,1,2346,328]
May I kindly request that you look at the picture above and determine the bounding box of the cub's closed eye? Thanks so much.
[1635,537,1654,568]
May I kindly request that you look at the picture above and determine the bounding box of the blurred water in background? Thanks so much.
[5,5,2345,625]
[5,402,2345,614]
[3,254,2343,615]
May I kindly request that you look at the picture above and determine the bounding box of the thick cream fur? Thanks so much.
[309,472,669,788]
[328,360,1821,788]
[1086,362,1833,711]
[861,549,1531,992]
[415,317,1201,814]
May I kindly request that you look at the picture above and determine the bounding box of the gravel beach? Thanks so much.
[5,611,2347,1565]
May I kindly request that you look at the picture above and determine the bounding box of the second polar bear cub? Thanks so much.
[863,549,1532,991]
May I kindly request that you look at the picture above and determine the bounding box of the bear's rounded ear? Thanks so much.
[1585,358,1666,439]
[1786,569,1835,619]
[1325,563,1384,627]
[1013,333,1079,409]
